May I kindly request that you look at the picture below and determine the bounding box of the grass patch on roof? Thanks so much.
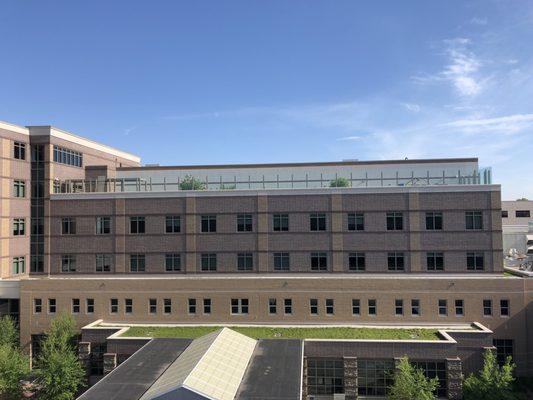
[121,326,441,340]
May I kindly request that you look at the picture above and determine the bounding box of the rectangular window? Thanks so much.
[53,145,82,167]
[455,299,464,316]
[14,141,26,160]
[348,252,365,271]
[13,218,25,236]
[308,359,345,395]
[61,255,76,272]
[31,218,44,235]
[96,217,111,234]
[237,253,253,271]
[465,211,483,230]
[500,299,510,316]
[13,180,25,198]
[164,299,172,314]
[386,212,403,230]
[125,299,133,314]
[165,216,181,233]
[425,212,443,230]
[269,298,277,314]
[493,339,514,366]
[110,298,118,314]
[411,299,420,316]
[483,299,492,316]
[34,298,42,314]
[86,299,94,314]
[395,299,403,315]
[467,252,484,271]
[284,298,292,314]
[203,298,211,314]
[412,361,447,398]
[188,298,197,314]
[201,253,217,271]
[149,298,157,314]
[310,252,328,271]
[352,299,360,316]
[72,299,80,314]
[48,298,56,314]
[165,253,181,272]
[231,298,249,314]
[310,213,326,231]
[325,299,334,315]
[201,215,216,232]
[368,299,376,315]
[515,210,530,218]
[237,214,253,232]
[438,299,447,316]
[501,210,508,218]
[61,217,76,235]
[96,254,112,272]
[348,212,364,231]
[273,214,289,231]
[273,252,290,271]
[12,256,25,274]
[357,359,394,397]
[130,254,146,272]
[426,252,444,271]
[130,217,146,234]
[388,252,405,271]
[310,299,318,315]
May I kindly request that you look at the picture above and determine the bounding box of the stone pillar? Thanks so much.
[301,356,308,399]
[407,192,421,272]
[257,195,269,272]
[78,342,91,377]
[103,353,117,375]
[330,194,344,272]
[185,197,197,272]
[446,358,463,400]
[343,356,358,400]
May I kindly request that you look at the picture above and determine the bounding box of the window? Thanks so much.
[31,218,44,235]
[130,216,145,234]
[352,299,360,316]
[53,145,82,167]
[231,298,249,314]
[483,299,492,316]
[86,299,94,314]
[201,215,216,232]
[61,217,76,235]
[110,298,118,314]
[237,253,253,271]
[201,253,217,271]
[310,213,326,231]
[269,298,277,314]
[164,299,172,314]
[31,181,43,198]
[284,298,292,314]
[326,299,334,315]
[465,211,483,230]
[438,299,447,316]
[516,210,530,218]
[13,180,25,198]
[426,252,444,271]
[395,299,403,315]
[273,214,289,231]
[273,252,290,271]
[368,299,376,315]
[386,212,403,230]
[500,299,510,316]
[31,255,44,273]
[125,299,133,314]
[188,298,197,314]
[310,299,318,315]
[96,254,112,272]
[411,299,420,316]
[203,298,211,314]
[48,299,56,314]
[14,141,26,160]
[72,299,80,314]
[149,299,157,314]
[493,339,514,366]
[388,252,405,271]
[310,252,328,271]
[165,216,181,233]
[412,361,447,398]
[237,214,252,232]
[348,212,364,231]
[348,252,365,271]
[12,256,25,274]
[13,218,25,236]
[165,253,181,272]
[467,252,484,271]
[307,359,344,395]
[96,217,111,234]
[455,299,464,316]
[34,298,42,314]
[501,210,508,218]
[61,255,76,272]
[357,359,394,397]
[130,254,145,272]
[425,212,443,230]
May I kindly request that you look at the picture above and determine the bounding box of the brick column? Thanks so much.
[114,198,126,273]
[103,353,117,375]
[78,342,91,377]
[301,356,308,399]
[257,195,269,272]
[185,196,197,272]
[407,192,421,272]
[343,356,358,400]
[330,194,344,272]
[446,358,463,400]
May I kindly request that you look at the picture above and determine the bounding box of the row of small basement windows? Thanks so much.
[58,251,487,273]
[502,210,531,218]
[33,297,511,317]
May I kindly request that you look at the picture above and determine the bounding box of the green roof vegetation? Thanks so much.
[121,326,441,340]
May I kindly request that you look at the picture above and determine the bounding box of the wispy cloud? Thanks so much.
[401,103,421,112]
[336,135,363,141]
[470,17,488,25]
[443,113,533,134]
[123,126,136,136]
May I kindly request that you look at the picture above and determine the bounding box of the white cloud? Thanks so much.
[443,113,533,134]
[401,103,421,112]
[336,135,363,141]
[470,17,488,25]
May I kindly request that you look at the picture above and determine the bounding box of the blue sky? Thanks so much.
[1,1,532,199]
